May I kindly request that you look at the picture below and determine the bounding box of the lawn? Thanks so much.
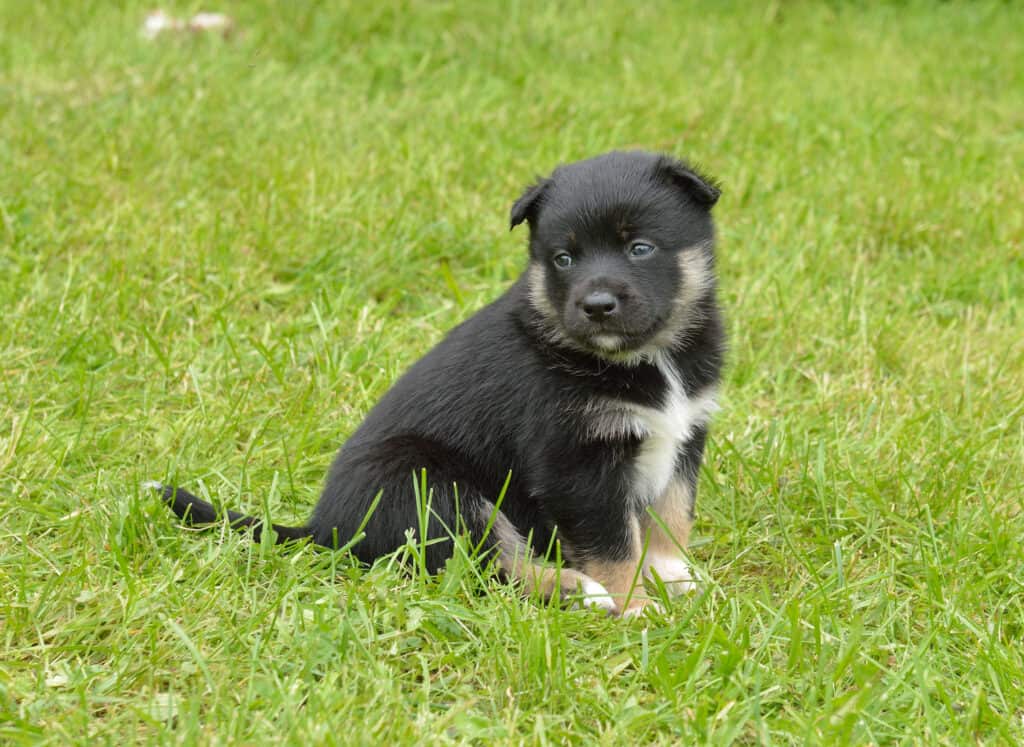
[2,0,1022,743]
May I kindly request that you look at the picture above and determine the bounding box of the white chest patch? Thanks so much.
[585,354,718,506]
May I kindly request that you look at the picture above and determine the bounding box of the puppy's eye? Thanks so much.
[552,253,574,269]
[628,242,656,258]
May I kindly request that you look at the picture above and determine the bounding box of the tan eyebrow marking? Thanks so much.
[617,218,632,240]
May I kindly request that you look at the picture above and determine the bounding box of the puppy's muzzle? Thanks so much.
[571,274,632,327]
[580,290,619,322]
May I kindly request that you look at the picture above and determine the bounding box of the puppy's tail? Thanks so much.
[146,481,312,544]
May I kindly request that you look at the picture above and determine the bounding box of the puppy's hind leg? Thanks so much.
[323,439,614,611]
[474,500,616,614]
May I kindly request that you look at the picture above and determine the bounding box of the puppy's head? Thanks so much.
[512,151,720,362]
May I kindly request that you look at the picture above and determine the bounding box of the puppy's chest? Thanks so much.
[584,360,718,503]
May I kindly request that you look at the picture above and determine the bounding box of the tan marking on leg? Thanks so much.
[482,501,615,612]
[578,515,661,616]
[582,559,657,616]
[508,563,616,612]
[646,478,694,549]
[641,478,697,596]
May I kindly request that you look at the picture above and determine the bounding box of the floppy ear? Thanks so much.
[509,178,551,230]
[657,157,721,209]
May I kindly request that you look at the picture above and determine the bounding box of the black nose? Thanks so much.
[581,291,618,320]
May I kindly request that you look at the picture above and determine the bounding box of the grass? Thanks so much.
[2,0,1023,742]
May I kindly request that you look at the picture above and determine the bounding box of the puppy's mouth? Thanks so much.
[590,333,628,351]
[571,318,666,356]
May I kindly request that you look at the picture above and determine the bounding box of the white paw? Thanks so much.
[579,578,616,613]
[644,554,697,596]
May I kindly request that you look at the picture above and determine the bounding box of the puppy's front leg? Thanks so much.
[576,515,664,617]
[557,490,697,616]
[536,460,662,616]
[546,499,657,617]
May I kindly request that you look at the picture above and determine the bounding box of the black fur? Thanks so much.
[157,150,725,594]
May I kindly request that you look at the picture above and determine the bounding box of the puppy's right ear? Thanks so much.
[509,178,550,230]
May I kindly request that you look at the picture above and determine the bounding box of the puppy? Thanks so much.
[155,150,725,616]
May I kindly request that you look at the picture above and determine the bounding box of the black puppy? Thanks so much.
[155,150,725,616]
